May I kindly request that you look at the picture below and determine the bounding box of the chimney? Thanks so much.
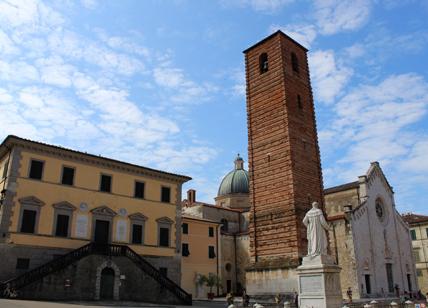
[187,189,196,205]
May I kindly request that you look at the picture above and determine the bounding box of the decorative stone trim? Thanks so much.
[94,260,120,300]
[128,213,147,221]
[18,196,45,207]
[156,217,174,224]
[91,205,117,217]
[52,201,76,211]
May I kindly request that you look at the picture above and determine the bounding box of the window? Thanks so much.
[16,258,30,270]
[297,95,303,110]
[220,218,228,232]
[100,174,112,193]
[159,267,168,277]
[386,263,394,293]
[161,187,171,203]
[208,246,216,259]
[364,275,371,294]
[55,214,69,237]
[29,160,44,180]
[416,269,423,277]
[209,226,214,237]
[182,223,188,234]
[132,224,143,244]
[159,227,170,247]
[413,248,421,262]
[259,53,268,74]
[182,243,190,257]
[426,228,428,238]
[61,167,75,186]
[410,229,416,240]
[291,52,299,73]
[134,181,145,199]
[20,209,37,233]
[407,274,412,292]
[2,159,9,179]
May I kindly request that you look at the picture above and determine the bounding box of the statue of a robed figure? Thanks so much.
[297,201,342,308]
[302,201,331,257]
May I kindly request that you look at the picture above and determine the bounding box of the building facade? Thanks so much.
[182,155,251,296]
[0,135,191,304]
[325,162,417,300]
[180,214,220,298]
[402,213,428,294]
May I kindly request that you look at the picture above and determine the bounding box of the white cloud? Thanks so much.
[321,73,428,183]
[309,49,353,104]
[81,0,97,9]
[221,0,293,13]
[0,60,40,83]
[314,0,371,35]
[269,24,317,48]
[153,66,217,105]
[0,29,19,55]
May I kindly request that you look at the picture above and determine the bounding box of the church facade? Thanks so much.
[325,162,417,299]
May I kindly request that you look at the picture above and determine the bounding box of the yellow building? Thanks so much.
[402,213,428,294]
[0,135,192,304]
[180,214,220,298]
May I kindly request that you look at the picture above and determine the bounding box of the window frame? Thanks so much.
[182,223,189,234]
[161,186,171,203]
[52,201,76,238]
[291,52,299,73]
[28,159,45,180]
[410,229,416,240]
[61,165,75,186]
[99,173,112,193]
[18,196,45,234]
[182,243,190,257]
[129,213,147,245]
[134,180,145,199]
[259,52,269,74]
[208,245,216,259]
[157,217,173,247]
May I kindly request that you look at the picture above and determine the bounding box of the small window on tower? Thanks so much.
[259,53,268,74]
[297,95,303,110]
[291,52,299,73]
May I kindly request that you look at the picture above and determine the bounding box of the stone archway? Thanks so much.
[95,260,120,300]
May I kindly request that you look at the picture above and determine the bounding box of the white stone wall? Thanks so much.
[350,165,417,297]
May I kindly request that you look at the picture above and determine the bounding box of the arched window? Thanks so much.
[259,53,268,74]
[291,52,299,73]
[220,218,228,232]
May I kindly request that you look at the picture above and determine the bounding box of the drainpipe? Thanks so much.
[216,225,219,296]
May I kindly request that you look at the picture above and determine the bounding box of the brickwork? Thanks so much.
[245,31,324,266]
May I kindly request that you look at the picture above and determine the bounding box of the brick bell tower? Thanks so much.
[244,31,324,294]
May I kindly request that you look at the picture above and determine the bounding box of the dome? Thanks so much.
[218,154,249,196]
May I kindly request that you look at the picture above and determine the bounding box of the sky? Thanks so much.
[0,0,427,214]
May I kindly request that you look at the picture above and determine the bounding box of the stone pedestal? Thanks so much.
[297,255,342,308]
[245,267,298,296]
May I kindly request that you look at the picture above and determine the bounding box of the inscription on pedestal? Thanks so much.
[300,275,322,294]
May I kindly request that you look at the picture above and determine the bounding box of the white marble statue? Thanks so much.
[303,201,331,257]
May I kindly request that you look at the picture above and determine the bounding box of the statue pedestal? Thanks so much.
[297,255,342,308]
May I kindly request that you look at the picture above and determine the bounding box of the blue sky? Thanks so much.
[0,0,427,214]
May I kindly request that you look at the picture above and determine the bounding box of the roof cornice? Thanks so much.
[0,135,191,183]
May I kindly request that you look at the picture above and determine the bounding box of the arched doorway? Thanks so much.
[100,267,115,300]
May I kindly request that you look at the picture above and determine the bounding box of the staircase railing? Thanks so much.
[1,243,192,305]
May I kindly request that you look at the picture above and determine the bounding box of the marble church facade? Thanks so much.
[325,162,417,299]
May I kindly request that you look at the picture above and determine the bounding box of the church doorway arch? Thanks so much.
[100,267,115,300]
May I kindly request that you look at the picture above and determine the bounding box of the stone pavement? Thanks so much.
[0,299,229,308]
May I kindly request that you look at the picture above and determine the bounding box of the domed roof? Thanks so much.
[218,154,249,196]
